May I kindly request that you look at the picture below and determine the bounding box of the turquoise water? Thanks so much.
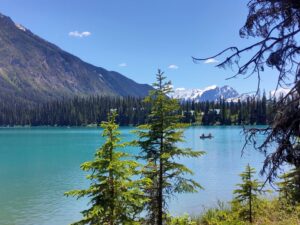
[0,126,267,225]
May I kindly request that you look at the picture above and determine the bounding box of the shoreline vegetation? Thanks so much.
[0,92,277,127]
[170,197,300,225]
[63,72,300,225]
[0,124,268,128]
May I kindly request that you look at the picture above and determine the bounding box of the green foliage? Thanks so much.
[233,164,267,223]
[135,70,204,225]
[193,198,300,225]
[253,198,300,225]
[199,208,244,225]
[277,167,300,205]
[167,214,196,225]
[65,112,148,225]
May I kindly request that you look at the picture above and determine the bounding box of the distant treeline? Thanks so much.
[0,93,277,126]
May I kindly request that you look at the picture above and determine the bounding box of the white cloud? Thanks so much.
[168,64,179,69]
[118,63,127,67]
[204,58,219,64]
[68,31,91,38]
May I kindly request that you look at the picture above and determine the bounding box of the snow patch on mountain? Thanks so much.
[171,85,239,102]
[171,88,204,101]
[203,85,218,91]
[15,23,26,32]
[270,87,291,99]
[171,85,293,103]
[226,93,254,102]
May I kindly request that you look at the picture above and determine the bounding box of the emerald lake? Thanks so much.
[0,126,267,225]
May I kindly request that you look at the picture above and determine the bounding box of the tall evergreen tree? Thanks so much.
[135,70,204,225]
[65,112,148,225]
[233,164,266,223]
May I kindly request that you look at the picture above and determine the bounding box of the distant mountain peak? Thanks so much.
[171,84,292,103]
[270,87,290,98]
[203,84,217,91]
[171,85,239,102]
[0,12,7,18]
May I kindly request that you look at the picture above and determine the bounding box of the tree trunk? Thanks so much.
[157,75,164,225]
[109,129,115,225]
[158,131,164,225]
[249,169,253,224]
[249,192,252,223]
[158,156,163,225]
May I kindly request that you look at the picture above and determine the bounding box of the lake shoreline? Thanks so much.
[0,124,268,128]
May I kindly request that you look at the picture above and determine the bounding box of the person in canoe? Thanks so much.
[200,133,213,139]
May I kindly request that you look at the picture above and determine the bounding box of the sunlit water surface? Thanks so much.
[0,126,269,225]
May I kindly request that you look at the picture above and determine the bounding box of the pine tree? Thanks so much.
[277,167,300,205]
[233,164,266,223]
[65,112,148,225]
[135,70,204,225]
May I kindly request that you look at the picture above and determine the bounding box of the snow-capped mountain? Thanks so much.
[229,87,292,102]
[270,87,291,99]
[171,85,239,102]
[226,93,253,102]
[171,85,292,102]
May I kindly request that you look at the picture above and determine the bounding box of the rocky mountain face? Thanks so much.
[171,84,292,102]
[0,13,152,105]
[171,85,240,102]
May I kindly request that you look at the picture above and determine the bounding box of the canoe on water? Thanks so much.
[199,134,213,139]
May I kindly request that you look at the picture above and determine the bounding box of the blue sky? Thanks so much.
[1,0,280,93]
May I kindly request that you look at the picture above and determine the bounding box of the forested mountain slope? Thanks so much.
[0,13,151,105]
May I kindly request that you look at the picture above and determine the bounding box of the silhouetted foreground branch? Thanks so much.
[194,0,300,183]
